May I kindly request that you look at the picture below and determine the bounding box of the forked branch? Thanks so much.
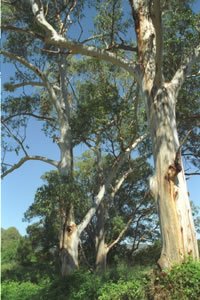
[30,0,140,80]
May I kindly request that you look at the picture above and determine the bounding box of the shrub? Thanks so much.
[39,269,102,300]
[153,260,200,300]
[36,266,148,300]
[166,259,200,299]
[1,281,42,300]
[98,279,146,300]
[70,271,102,300]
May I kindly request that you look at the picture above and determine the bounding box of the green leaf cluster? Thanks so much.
[98,279,145,300]
[1,281,43,300]
[152,259,200,300]
[1,227,21,264]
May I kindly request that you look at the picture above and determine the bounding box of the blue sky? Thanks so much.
[1,1,200,236]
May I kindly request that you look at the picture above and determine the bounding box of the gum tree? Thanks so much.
[1,1,146,275]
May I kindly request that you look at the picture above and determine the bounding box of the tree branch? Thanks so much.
[30,0,140,81]
[78,184,106,235]
[60,0,77,35]
[1,51,62,123]
[1,50,65,116]
[2,122,28,156]
[107,215,133,251]
[170,44,200,95]
[81,34,110,44]
[130,212,149,254]
[151,0,163,87]
[1,50,46,81]
[4,81,45,91]
[185,172,200,176]
[111,168,133,198]
[1,155,59,178]
[78,133,147,235]
[2,112,55,123]
[106,43,137,52]
[1,24,44,40]
[107,192,151,251]
[112,133,148,170]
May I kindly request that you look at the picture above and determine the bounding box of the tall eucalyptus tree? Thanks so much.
[1,1,146,275]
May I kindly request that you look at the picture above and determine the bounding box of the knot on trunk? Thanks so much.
[166,165,178,181]
[66,223,77,235]
[165,148,182,182]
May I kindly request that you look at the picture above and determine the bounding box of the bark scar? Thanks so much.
[66,224,77,235]
[165,147,182,182]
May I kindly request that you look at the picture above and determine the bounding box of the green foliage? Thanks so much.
[161,0,200,173]
[31,270,102,300]
[35,171,89,216]
[111,215,126,236]
[152,260,200,300]
[72,74,120,143]
[132,241,161,266]
[1,281,43,300]
[98,279,145,300]
[1,228,44,283]
[1,227,21,264]
[1,260,200,300]
[16,237,37,266]
[92,0,132,48]
[163,1,199,79]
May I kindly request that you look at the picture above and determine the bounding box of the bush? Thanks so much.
[153,260,200,300]
[1,262,51,283]
[1,281,43,300]
[2,260,199,300]
[98,279,146,300]
[39,270,102,300]
[70,271,102,300]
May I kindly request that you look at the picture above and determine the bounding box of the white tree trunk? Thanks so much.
[60,221,79,276]
[130,0,199,269]
[57,55,77,276]
[95,238,108,272]
[149,87,199,269]
[95,202,108,272]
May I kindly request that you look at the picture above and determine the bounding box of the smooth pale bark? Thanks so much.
[57,55,77,276]
[59,207,79,275]
[95,202,107,272]
[130,0,199,269]
[148,86,199,268]
[1,155,59,178]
